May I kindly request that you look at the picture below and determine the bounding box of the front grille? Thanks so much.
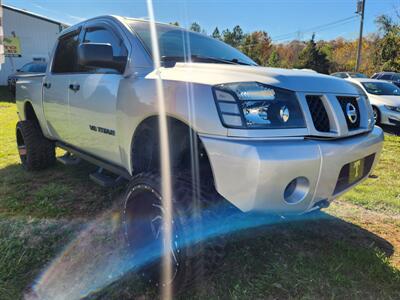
[337,96,360,130]
[306,95,330,132]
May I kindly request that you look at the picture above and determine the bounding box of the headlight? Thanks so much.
[384,105,400,113]
[361,96,375,129]
[213,82,306,129]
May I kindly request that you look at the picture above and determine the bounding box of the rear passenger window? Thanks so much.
[52,32,80,73]
[81,26,128,73]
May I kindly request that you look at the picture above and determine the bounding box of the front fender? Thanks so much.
[116,76,227,173]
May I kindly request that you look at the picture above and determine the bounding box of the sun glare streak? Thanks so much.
[180,5,206,269]
[145,1,173,299]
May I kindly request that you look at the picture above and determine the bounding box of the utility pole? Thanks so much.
[355,0,366,72]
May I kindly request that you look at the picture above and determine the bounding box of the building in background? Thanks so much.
[0,2,4,66]
[0,4,68,85]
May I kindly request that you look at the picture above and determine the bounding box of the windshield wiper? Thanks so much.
[228,58,254,65]
[161,55,252,66]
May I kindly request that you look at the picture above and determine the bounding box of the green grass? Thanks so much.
[0,103,117,219]
[0,218,78,299]
[0,100,399,299]
[198,220,400,299]
[340,134,400,214]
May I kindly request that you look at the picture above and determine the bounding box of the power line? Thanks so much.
[238,17,359,49]
[273,19,359,42]
[271,15,359,42]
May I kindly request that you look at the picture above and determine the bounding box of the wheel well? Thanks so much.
[372,105,381,118]
[24,102,39,125]
[131,116,215,190]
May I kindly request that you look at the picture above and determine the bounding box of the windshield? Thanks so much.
[129,21,257,66]
[31,63,47,72]
[331,73,347,78]
[20,63,47,73]
[19,63,34,72]
[350,73,368,78]
[362,81,400,96]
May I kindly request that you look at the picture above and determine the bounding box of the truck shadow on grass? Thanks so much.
[1,162,399,299]
[380,124,400,136]
[83,211,399,300]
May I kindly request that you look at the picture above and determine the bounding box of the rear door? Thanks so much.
[43,29,81,142]
[67,21,129,165]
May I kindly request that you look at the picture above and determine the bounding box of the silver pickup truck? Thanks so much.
[16,16,383,287]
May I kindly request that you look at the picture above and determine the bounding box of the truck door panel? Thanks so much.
[43,30,81,143]
[68,73,121,164]
[67,24,128,165]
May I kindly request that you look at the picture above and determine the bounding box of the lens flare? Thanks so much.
[145,1,173,299]
[27,198,328,300]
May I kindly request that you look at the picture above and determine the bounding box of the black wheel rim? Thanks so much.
[123,185,179,286]
[373,108,378,122]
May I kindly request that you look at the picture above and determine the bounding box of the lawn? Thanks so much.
[0,89,399,299]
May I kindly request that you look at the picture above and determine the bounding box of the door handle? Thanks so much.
[43,82,51,89]
[69,83,80,92]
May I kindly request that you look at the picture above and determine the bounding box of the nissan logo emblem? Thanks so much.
[346,103,358,124]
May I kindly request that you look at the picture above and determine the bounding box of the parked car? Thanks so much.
[7,62,47,95]
[15,16,383,290]
[347,78,400,126]
[330,72,368,79]
[371,71,400,88]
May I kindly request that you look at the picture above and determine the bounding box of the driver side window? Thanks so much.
[81,26,128,73]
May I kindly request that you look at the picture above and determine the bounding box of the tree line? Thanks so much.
[170,14,400,76]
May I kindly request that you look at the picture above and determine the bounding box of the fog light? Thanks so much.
[284,177,310,204]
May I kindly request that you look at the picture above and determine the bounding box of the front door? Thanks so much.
[67,22,128,165]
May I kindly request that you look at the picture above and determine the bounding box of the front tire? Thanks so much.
[372,106,381,125]
[16,120,56,171]
[122,172,225,291]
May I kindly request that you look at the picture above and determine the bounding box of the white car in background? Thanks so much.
[347,78,400,127]
[331,72,368,79]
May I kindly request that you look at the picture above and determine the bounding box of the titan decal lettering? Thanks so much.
[89,125,115,136]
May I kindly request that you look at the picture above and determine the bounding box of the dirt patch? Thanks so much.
[329,200,400,267]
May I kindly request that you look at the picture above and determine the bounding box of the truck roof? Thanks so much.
[58,15,182,38]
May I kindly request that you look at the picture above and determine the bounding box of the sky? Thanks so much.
[3,0,400,42]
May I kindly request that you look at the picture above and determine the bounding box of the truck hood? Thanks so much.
[155,63,360,95]
[368,94,400,107]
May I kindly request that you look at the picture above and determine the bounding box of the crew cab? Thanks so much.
[15,16,384,288]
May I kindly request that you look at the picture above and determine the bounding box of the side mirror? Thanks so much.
[77,43,125,73]
[16,69,20,72]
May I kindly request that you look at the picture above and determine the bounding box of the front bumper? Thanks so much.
[200,126,384,214]
[379,106,400,126]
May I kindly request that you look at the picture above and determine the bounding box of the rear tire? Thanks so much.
[16,120,56,171]
[122,172,225,292]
